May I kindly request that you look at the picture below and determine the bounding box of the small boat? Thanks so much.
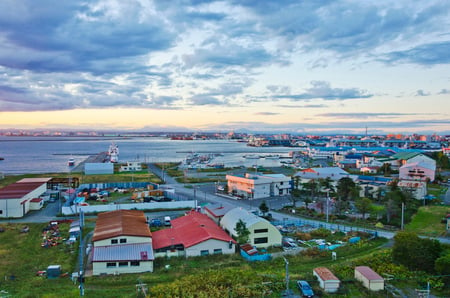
[0,157,4,161]
[68,157,75,167]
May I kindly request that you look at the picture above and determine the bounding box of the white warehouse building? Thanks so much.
[226,173,291,200]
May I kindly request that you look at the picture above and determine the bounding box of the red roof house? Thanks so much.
[152,211,236,258]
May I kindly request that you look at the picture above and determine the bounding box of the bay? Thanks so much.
[0,136,294,175]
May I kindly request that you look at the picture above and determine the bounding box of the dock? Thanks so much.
[71,152,109,173]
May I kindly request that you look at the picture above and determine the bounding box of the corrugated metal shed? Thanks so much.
[93,243,154,262]
[0,181,47,200]
[355,266,383,280]
[314,267,339,281]
[92,210,151,242]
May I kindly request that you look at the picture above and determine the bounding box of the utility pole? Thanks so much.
[78,210,85,296]
[283,257,289,294]
[401,202,405,230]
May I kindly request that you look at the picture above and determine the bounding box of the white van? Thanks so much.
[164,216,171,226]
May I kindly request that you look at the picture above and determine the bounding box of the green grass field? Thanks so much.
[405,205,450,237]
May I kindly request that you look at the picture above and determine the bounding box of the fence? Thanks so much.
[271,219,378,237]
[62,200,197,215]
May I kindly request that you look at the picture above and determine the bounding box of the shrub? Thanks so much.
[310,228,331,239]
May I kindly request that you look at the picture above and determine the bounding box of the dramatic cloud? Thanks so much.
[270,81,372,101]
[0,0,449,133]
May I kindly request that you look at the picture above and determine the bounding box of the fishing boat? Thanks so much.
[108,142,119,163]
[68,157,75,167]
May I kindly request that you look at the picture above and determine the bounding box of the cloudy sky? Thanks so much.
[0,0,449,135]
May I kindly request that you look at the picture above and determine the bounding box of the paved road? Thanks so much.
[2,163,449,245]
[148,163,450,244]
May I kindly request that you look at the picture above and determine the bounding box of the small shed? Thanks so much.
[29,198,44,210]
[355,266,384,291]
[313,267,340,293]
[46,265,61,279]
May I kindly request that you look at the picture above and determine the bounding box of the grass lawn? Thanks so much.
[405,205,450,237]
[0,222,79,298]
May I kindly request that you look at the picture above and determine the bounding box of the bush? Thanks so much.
[310,228,331,239]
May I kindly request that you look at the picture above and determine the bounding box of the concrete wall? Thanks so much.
[62,200,197,215]
[185,238,235,257]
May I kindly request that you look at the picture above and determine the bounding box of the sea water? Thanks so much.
[0,136,294,175]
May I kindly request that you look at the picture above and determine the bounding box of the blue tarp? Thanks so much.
[240,249,272,262]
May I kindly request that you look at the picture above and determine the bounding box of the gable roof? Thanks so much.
[400,161,435,171]
[92,209,151,242]
[152,212,235,250]
[294,167,355,181]
[0,181,47,200]
[390,151,422,160]
[314,267,340,281]
[355,266,383,281]
[204,203,234,218]
[220,207,268,236]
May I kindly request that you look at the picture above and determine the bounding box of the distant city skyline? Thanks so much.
[0,1,449,134]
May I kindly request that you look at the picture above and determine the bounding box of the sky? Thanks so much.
[0,0,449,135]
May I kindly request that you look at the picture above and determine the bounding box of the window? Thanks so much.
[254,228,268,233]
[120,238,127,244]
[0,210,2,214]
[111,239,118,244]
[130,261,140,267]
[213,249,223,254]
[106,262,116,268]
[118,262,128,267]
[200,250,209,256]
[254,237,268,244]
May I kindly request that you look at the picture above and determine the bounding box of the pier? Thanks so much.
[71,152,109,172]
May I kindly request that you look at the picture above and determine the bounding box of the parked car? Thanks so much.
[164,216,171,226]
[297,280,314,297]
[150,218,162,227]
[282,237,298,248]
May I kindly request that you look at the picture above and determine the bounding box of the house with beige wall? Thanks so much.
[91,210,154,275]
[220,207,282,248]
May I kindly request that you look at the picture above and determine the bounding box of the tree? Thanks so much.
[392,231,442,273]
[335,177,356,215]
[355,197,372,219]
[435,254,450,285]
[379,163,392,176]
[301,179,318,208]
[259,201,269,216]
[289,188,301,208]
[234,219,250,244]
